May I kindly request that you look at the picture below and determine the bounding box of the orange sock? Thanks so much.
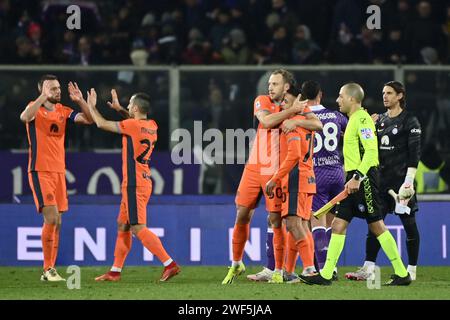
[285,232,298,273]
[306,231,315,258]
[136,228,170,264]
[272,226,286,270]
[282,225,288,248]
[232,223,249,261]
[51,228,60,267]
[112,231,132,269]
[42,223,56,270]
[296,237,314,268]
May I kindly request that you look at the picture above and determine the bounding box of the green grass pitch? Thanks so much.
[0,266,449,300]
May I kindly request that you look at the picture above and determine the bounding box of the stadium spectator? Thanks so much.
[265,24,291,64]
[404,1,446,63]
[209,7,234,52]
[326,23,361,64]
[27,22,44,62]
[12,36,37,64]
[71,36,99,65]
[396,0,415,28]
[1,0,449,65]
[182,28,213,64]
[130,40,149,66]
[330,0,365,42]
[383,28,407,64]
[53,30,76,64]
[158,24,180,64]
[220,28,251,64]
[270,0,298,35]
[356,26,384,64]
[291,24,322,65]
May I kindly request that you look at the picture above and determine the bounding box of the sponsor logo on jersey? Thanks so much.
[316,112,337,120]
[358,204,366,212]
[411,128,421,134]
[50,123,59,133]
[360,128,374,139]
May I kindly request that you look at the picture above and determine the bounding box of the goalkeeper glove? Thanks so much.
[398,167,417,200]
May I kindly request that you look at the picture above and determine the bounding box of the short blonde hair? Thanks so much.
[343,82,364,103]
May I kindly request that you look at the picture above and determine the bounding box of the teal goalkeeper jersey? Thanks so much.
[343,108,379,175]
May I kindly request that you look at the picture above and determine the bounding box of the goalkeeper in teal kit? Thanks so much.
[300,83,411,286]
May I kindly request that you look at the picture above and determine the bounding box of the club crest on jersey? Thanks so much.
[392,127,398,135]
[255,100,261,110]
[360,128,374,139]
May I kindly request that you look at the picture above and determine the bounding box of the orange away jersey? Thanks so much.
[247,95,281,173]
[273,114,316,194]
[119,119,158,188]
[26,103,77,173]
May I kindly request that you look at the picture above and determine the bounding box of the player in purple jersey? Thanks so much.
[282,81,347,280]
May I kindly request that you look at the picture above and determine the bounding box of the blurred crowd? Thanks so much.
[1,0,449,66]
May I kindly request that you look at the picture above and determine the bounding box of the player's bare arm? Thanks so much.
[281,112,323,133]
[266,135,301,196]
[20,92,48,123]
[68,81,94,124]
[256,100,307,129]
[87,88,121,134]
[108,89,130,119]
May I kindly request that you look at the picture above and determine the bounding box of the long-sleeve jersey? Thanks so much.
[272,114,316,194]
[376,110,421,190]
[343,108,379,175]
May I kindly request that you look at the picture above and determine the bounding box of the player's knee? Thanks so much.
[130,224,144,235]
[117,223,131,232]
[331,219,347,235]
[269,213,281,228]
[236,206,252,224]
[285,219,295,233]
[368,220,386,236]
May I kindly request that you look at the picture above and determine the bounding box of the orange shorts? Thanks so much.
[235,167,282,212]
[28,171,68,213]
[117,185,152,225]
[282,192,314,220]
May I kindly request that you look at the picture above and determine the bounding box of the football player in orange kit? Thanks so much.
[266,87,317,282]
[20,74,93,281]
[86,88,180,282]
[222,69,322,284]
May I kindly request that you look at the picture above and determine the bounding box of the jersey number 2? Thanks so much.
[303,133,314,162]
[136,139,152,164]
